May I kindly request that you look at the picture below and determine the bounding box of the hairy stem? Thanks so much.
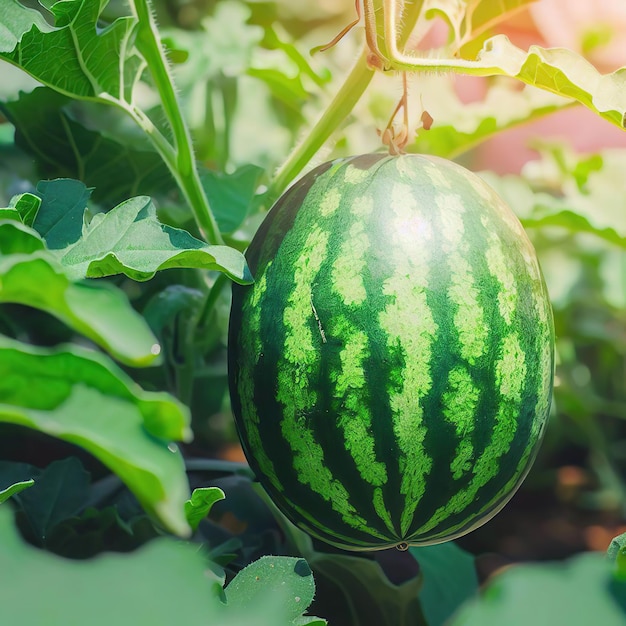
[130,0,224,245]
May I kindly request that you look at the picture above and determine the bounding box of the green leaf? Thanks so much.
[476,35,626,129]
[0,247,162,366]
[451,553,626,626]
[225,555,323,624]
[55,195,252,283]
[0,219,46,254]
[411,543,479,626]
[0,0,54,54]
[10,192,40,226]
[0,337,191,536]
[10,458,90,543]
[390,33,626,129]
[0,89,175,206]
[0,0,142,102]
[522,210,626,249]
[608,532,626,562]
[0,506,223,625]
[34,178,93,249]
[410,79,570,158]
[201,164,264,234]
[0,479,34,504]
[184,487,225,532]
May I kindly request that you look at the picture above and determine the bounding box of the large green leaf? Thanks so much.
[0,504,325,625]
[450,553,626,625]
[0,88,175,205]
[411,543,479,626]
[0,0,142,102]
[0,337,191,535]
[0,506,223,626]
[388,30,626,129]
[7,458,90,543]
[477,36,626,128]
[0,237,161,367]
[54,194,252,283]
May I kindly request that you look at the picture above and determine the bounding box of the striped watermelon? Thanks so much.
[228,153,554,551]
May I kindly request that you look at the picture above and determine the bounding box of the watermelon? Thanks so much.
[228,153,554,551]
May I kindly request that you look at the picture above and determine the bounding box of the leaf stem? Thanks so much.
[130,0,224,245]
[267,48,375,204]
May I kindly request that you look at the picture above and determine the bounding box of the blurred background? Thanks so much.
[1,0,625,585]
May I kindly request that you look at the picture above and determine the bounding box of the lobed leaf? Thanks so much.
[0,337,191,535]
[476,35,626,128]
[55,195,252,283]
[0,0,142,103]
[8,458,90,543]
[0,89,175,206]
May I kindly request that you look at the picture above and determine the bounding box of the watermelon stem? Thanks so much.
[266,2,424,205]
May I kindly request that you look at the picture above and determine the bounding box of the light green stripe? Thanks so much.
[333,322,387,486]
[372,487,396,537]
[482,216,518,325]
[437,193,487,364]
[331,195,374,306]
[320,187,341,216]
[344,164,370,184]
[378,182,436,536]
[442,366,480,480]
[473,177,527,239]
[329,316,396,536]
[415,331,526,535]
[277,225,370,533]
[424,162,452,189]
[238,267,282,489]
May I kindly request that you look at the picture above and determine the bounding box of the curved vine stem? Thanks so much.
[131,0,224,245]
[267,1,425,203]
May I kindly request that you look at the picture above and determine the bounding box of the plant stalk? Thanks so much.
[130,0,224,245]
[267,0,425,202]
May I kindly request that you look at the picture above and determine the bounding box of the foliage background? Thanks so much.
[0,0,625,624]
